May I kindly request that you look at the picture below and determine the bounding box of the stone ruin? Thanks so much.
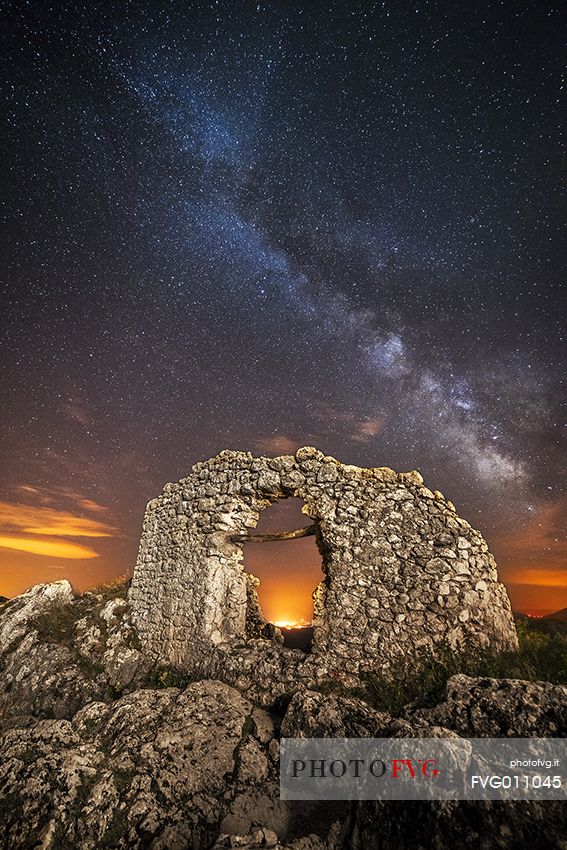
[128,447,518,682]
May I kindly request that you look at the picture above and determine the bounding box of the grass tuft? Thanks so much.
[147,665,202,690]
[360,621,567,715]
[89,575,130,601]
[32,603,85,644]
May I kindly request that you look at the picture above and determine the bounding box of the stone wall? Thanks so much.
[128,447,518,677]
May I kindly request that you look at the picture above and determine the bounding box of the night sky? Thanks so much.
[1,0,565,619]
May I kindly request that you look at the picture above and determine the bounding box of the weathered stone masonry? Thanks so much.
[128,447,518,678]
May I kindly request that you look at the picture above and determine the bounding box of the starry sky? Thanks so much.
[1,0,565,618]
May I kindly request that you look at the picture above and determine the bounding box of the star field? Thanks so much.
[0,0,565,612]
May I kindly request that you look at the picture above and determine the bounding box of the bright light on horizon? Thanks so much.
[273,618,312,629]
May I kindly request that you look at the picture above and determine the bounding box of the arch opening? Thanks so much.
[242,497,324,651]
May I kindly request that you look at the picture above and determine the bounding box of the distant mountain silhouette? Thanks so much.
[515,609,567,637]
[543,607,567,622]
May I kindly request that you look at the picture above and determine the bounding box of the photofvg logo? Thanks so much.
[291,755,440,780]
[280,738,567,801]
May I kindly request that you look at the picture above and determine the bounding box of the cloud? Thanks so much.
[254,435,300,455]
[0,502,116,538]
[0,536,99,559]
[13,486,109,515]
[352,417,383,443]
[13,484,57,506]
[63,398,92,426]
[0,498,117,559]
[74,497,108,514]
[309,403,385,446]
[310,403,358,425]
[14,485,41,495]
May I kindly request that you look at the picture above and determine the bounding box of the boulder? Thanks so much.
[0,580,74,652]
[338,799,567,850]
[280,689,391,738]
[0,582,149,729]
[406,674,567,736]
[0,680,286,850]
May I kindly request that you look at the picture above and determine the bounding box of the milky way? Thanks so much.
[1,1,565,610]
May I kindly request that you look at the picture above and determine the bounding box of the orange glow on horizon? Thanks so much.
[490,498,567,611]
[241,497,323,625]
[255,572,319,625]
[508,569,567,587]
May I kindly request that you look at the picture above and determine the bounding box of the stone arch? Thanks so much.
[128,447,518,676]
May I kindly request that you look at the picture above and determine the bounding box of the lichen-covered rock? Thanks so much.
[0,680,289,850]
[0,630,107,727]
[280,690,392,738]
[74,595,149,691]
[406,674,567,737]
[128,448,518,679]
[0,581,106,727]
[337,799,567,850]
[273,679,567,850]
[0,599,564,850]
[0,582,149,728]
[0,580,74,651]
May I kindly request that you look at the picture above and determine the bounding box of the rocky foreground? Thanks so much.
[0,581,566,850]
